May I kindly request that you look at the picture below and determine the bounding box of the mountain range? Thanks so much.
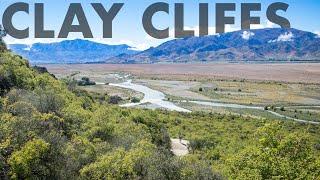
[106,28,320,63]
[9,28,320,64]
[9,39,137,64]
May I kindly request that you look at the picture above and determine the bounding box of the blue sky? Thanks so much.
[1,0,320,50]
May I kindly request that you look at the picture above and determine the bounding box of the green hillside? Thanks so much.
[0,40,319,179]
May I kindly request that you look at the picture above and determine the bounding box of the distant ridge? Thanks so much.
[106,28,320,64]
[9,39,138,64]
[9,28,320,64]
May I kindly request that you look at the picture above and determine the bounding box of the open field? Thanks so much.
[44,63,320,123]
[136,79,320,106]
[45,63,320,83]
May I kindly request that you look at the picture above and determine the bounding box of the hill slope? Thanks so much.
[107,28,320,63]
[1,39,320,179]
[9,39,138,64]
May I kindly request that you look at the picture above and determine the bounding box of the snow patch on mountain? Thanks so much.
[269,32,294,43]
[241,31,255,40]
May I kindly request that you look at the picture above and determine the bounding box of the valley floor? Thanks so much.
[44,63,320,83]
[44,63,320,124]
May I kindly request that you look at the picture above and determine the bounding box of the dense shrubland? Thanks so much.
[0,43,217,179]
[0,41,319,179]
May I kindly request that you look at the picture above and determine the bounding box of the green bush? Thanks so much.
[131,97,141,103]
[227,123,320,179]
[8,139,50,179]
[108,95,122,104]
[77,77,96,86]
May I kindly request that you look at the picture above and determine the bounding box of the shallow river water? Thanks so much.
[109,80,191,113]
[106,80,319,125]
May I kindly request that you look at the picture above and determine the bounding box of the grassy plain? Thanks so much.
[44,63,320,122]
[45,63,320,83]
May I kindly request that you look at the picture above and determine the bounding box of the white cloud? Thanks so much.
[268,32,294,43]
[315,31,320,38]
[266,21,278,28]
[23,44,32,51]
[91,38,132,46]
[168,26,217,38]
[251,20,278,30]
[250,24,265,30]
[146,24,239,40]
[3,36,63,45]
[241,31,255,40]
[128,43,150,51]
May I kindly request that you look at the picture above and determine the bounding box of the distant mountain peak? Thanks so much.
[106,28,320,63]
[9,39,138,64]
[9,28,320,64]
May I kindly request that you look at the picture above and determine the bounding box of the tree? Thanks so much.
[227,123,320,179]
[0,25,7,52]
[0,25,6,38]
[77,77,96,86]
[131,97,140,103]
[80,140,156,180]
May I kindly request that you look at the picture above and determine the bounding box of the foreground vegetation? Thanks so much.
[1,41,320,179]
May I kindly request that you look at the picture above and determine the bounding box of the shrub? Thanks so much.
[131,97,141,103]
[189,138,216,152]
[108,95,122,104]
[77,77,96,86]
[228,123,320,179]
[8,139,50,179]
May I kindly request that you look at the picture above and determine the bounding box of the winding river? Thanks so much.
[105,80,319,125]
[109,80,191,113]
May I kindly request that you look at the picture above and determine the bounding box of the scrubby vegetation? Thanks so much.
[131,97,141,103]
[77,77,96,86]
[108,95,123,104]
[0,42,216,179]
[0,40,320,179]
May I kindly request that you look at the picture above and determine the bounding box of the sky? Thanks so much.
[0,0,320,50]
